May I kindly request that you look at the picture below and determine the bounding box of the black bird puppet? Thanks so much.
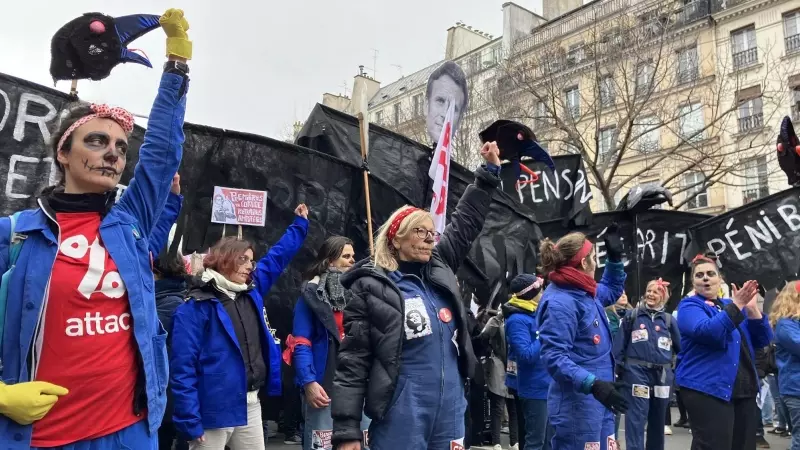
[479,119,555,186]
[50,12,162,83]
[777,115,800,186]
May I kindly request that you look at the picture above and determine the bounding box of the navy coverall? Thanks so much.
[367,267,465,449]
[613,307,680,450]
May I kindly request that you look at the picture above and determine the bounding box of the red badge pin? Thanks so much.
[439,308,452,323]
[593,334,601,345]
[655,325,661,332]
[640,323,646,329]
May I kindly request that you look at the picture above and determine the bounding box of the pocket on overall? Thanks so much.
[152,331,169,393]
[386,375,410,413]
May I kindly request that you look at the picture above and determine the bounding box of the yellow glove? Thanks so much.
[0,381,68,425]
[160,8,192,60]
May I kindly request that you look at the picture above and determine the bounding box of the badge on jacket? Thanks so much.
[632,384,651,398]
[507,360,518,376]
[631,329,648,343]
[658,336,672,351]
[450,438,465,450]
[404,296,433,340]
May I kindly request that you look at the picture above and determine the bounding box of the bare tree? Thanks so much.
[492,0,796,210]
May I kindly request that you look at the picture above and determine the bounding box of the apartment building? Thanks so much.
[321,0,800,215]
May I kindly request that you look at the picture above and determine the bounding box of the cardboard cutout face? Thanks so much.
[425,61,468,145]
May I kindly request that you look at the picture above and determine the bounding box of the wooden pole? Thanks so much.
[70,79,78,97]
[357,112,375,256]
[237,225,243,240]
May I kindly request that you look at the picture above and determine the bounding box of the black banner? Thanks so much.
[499,155,593,226]
[687,187,800,291]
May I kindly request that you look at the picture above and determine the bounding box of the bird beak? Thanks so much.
[524,141,556,172]
[115,14,161,67]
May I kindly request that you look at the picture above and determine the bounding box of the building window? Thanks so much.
[468,55,480,75]
[677,46,699,84]
[568,42,586,65]
[737,89,764,133]
[599,127,616,159]
[374,110,384,125]
[743,156,769,204]
[565,142,580,154]
[792,85,800,121]
[535,101,549,129]
[785,11,800,54]
[393,103,401,125]
[731,26,758,70]
[636,116,661,153]
[602,27,622,49]
[636,62,654,94]
[600,75,616,108]
[678,103,704,142]
[683,172,708,210]
[413,94,423,117]
[565,86,580,120]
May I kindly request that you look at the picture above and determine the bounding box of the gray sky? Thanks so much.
[1,0,543,138]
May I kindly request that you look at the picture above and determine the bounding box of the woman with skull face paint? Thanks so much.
[331,143,502,450]
[535,229,628,450]
[676,252,773,450]
[612,279,680,450]
[0,9,190,450]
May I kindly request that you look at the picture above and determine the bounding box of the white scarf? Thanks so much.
[201,268,248,299]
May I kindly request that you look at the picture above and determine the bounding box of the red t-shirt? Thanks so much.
[333,311,345,341]
[31,212,142,446]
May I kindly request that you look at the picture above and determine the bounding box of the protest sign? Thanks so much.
[211,186,267,226]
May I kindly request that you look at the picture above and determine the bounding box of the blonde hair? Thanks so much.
[769,281,800,328]
[373,206,434,271]
[539,232,588,274]
[646,280,670,306]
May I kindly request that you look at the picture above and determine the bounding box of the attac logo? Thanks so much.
[65,312,131,337]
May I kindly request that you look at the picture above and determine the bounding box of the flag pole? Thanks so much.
[357,111,375,256]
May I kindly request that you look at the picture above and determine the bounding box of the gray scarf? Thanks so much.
[317,268,352,312]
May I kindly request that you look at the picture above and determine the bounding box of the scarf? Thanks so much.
[201,268,249,300]
[509,293,541,312]
[317,268,352,312]
[548,266,597,297]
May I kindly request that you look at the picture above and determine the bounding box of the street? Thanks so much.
[262,409,794,449]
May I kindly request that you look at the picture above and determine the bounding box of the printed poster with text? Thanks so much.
[211,186,268,226]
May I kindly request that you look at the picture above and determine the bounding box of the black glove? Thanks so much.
[603,223,624,263]
[590,379,629,414]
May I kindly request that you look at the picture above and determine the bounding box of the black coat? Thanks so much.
[331,165,500,445]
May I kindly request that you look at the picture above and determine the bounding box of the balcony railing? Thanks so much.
[738,112,764,133]
[677,67,699,84]
[787,34,800,54]
[742,185,768,204]
[732,47,758,70]
[675,1,710,26]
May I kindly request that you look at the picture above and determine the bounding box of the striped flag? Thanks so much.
[428,101,456,238]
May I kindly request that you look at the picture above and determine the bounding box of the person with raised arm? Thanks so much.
[0,9,192,449]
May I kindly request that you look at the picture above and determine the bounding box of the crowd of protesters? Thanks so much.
[2,8,800,450]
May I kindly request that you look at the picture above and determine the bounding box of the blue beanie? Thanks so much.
[510,273,542,300]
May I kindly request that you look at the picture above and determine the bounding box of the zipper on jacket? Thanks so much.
[31,201,62,379]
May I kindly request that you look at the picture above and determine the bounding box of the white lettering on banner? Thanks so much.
[704,202,800,266]
[0,88,10,133]
[60,235,126,299]
[13,93,57,143]
[636,229,688,266]
[595,226,631,268]
[65,312,131,337]
[514,168,592,205]
[5,155,53,200]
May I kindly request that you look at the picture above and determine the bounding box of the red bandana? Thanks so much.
[387,207,419,242]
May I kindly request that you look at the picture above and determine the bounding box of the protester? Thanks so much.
[671,308,690,430]
[286,236,370,450]
[537,228,628,450]
[0,10,190,449]
[331,143,502,450]
[613,279,680,450]
[676,253,773,450]
[505,320,524,450]
[605,291,632,336]
[504,274,552,450]
[770,281,800,450]
[170,205,310,450]
[478,306,517,450]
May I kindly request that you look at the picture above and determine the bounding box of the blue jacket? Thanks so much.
[503,301,552,399]
[613,307,680,367]
[170,216,308,440]
[675,295,773,401]
[774,318,800,397]
[292,279,342,388]
[149,192,183,257]
[0,72,186,449]
[537,262,626,395]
